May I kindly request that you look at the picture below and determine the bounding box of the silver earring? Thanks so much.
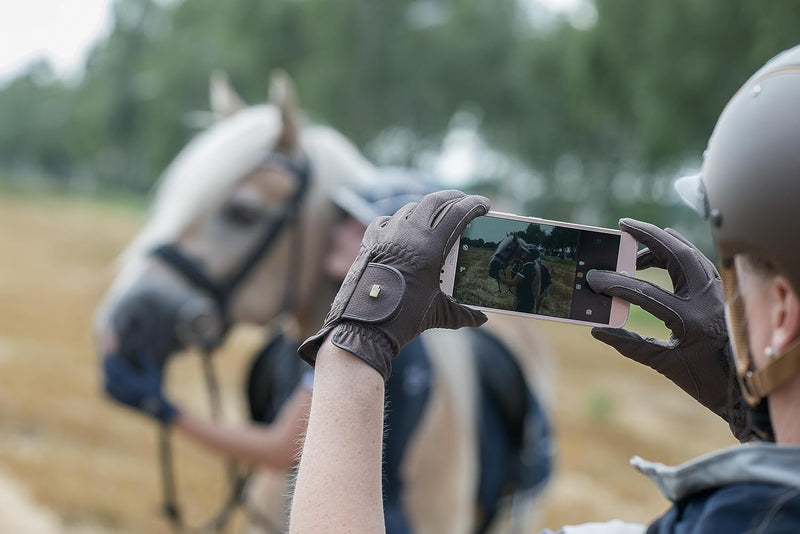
[765,346,776,359]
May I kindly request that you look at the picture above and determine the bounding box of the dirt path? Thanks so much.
[0,193,736,532]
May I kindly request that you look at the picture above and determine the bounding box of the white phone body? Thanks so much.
[440,211,637,328]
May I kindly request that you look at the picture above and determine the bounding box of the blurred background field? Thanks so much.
[0,191,735,532]
[2,0,799,531]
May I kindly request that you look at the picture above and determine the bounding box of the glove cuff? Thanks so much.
[297,325,335,369]
[329,322,395,380]
[297,322,395,381]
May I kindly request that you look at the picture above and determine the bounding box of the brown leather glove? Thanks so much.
[298,190,490,380]
[586,218,750,441]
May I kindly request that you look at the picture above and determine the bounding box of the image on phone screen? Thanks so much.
[452,215,623,325]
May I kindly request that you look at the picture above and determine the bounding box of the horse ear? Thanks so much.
[269,70,300,153]
[210,70,246,119]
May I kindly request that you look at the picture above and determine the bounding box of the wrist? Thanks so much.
[141,395,179,424]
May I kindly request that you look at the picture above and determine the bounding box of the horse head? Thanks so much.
[95,71,372,366]
[488,234,527,280]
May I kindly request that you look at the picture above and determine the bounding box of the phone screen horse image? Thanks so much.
[489,236,551,314]
[95,72,556,534]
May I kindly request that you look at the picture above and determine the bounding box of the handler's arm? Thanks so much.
[289,339,386,534]
[289,191,490,533]
[503,273,524,287]
[173,385,311,470]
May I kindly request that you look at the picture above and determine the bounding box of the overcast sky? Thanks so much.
[0,0,112,85]
[0,0,592,86]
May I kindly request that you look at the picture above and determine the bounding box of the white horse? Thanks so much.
[96,71,556,534]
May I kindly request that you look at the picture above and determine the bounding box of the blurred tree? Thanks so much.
[0,0,798,239]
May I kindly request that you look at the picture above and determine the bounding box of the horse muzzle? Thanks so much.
[488,255,506,280]
[102,286,225,367]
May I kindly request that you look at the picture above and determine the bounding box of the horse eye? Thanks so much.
[221,201,263,227]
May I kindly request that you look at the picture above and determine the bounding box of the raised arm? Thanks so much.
[290,190,490,533]
[289,342,386,533]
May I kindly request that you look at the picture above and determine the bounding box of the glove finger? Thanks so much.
[422,292,488,331]
[636,247,664,271]
[363,215,391,239]
[619,218,711,294]
[431,194,490,259]
[412,190,467,222]
[586,269,685,336]
[393,201,418,220]
[448,302,489,329]
[664,228,719,281]
[591,327,663,367]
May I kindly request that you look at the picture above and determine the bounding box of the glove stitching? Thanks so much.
[440,204,488,264]
[369,242,424,269]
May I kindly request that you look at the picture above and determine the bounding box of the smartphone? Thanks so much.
[440,211,637,328]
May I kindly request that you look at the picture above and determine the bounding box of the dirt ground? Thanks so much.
[0,193,736,533]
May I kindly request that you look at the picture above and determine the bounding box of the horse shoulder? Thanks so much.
[401,329,480,534]
[482,315,557,406]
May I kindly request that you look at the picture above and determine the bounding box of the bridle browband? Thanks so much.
[147,152,312,533]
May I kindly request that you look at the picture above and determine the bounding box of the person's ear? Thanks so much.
[770,275,800,353]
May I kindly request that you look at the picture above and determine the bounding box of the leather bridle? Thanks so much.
[152,153,311,317]
[147,152,311,533]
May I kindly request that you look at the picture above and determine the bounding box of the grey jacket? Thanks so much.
[544,443,800,534]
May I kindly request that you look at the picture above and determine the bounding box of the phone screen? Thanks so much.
[451,214,623,325]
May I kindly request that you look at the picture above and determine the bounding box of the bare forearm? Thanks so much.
[174,388,310,469]
[289,340,385,534]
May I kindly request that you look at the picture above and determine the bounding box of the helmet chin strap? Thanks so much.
[722,263,800,406]
[739,339,800,406]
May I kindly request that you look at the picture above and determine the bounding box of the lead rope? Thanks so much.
[157,350,282,533]
[157,216,304,534]
[154,158,309,533]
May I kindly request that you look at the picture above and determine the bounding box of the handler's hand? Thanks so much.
[298,190,490,380]
[103,353,179,424]
[586,218,750,441]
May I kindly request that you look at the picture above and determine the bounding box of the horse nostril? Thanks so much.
[488,256,504,280]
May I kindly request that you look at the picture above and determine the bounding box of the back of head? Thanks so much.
[689,45,800,294]
[677,44,800,408]
[521,244,541,261]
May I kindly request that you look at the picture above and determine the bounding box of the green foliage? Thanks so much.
[1,0,799,235]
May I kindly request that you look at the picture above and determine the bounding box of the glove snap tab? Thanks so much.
[342,263,405,324]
